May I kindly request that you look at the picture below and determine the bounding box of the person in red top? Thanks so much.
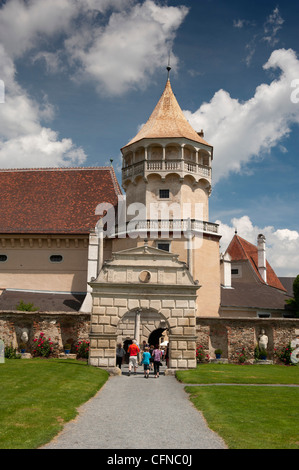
[128,340,140,376]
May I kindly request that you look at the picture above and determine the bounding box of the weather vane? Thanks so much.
[166,51,171,79]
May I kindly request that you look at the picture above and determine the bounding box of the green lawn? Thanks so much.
[176,363,299,384]
[177,364,299,449]
[0,359,109,449]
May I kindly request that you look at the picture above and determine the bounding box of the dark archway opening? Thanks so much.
[148,328,166,347]
[123,339,133,364]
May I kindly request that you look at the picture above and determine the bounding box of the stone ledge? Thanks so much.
[59,353,77,359]
[21,353,32,359]
[209,358,229,364]
[254,360,274,365]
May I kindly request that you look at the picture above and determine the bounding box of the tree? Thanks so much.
[286,275,299,317]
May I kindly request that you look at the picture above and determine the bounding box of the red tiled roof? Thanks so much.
[226,235,286,292]
[0,167,122,234]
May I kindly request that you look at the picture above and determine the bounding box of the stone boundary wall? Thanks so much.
[0,311,90,353]
[1,312,298,364]
[197,317,299,363]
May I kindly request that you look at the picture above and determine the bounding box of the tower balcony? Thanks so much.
[122,159,212,186]
[112,218,219,238]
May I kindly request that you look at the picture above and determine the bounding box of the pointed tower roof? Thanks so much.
[122,78,212,149]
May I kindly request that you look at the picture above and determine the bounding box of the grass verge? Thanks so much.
[0,358,109,449]
[186,385,299,449]
[177,364,299,449]
[176,363,299,384]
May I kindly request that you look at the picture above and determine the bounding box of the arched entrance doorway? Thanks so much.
[148,328,166,347]
[89,244,199,371]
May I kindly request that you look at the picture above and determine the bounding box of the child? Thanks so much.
[141,347,151,378]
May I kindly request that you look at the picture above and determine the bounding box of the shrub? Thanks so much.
[76,340,90,359]
[254,344,267,360]
[236,347,247,363]
[5,344,21,359]
[32,332,54,358]
[285,275,299,317]
[16,300,38,312]
[274,343,294,365]
[196,345,209,363]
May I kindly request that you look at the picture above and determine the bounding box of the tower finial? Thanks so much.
[166,51,171,79]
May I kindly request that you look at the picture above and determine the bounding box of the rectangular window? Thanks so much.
[231,268,239,275]
[157,242,170,252]
[159,189,170,199]
[257,312,271,318]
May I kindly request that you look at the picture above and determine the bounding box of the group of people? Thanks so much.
[116,340,169,378]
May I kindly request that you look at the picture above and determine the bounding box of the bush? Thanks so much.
[254,344,267,360]
[5,344,21,359]
[32,332,54,358]
[16,300,38,312]
[76,340,90,359]
[236,347,247,363]
[196,345,209,363]
[274,343,294,365]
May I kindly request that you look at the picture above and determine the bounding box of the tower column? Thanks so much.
[181,144,185,160]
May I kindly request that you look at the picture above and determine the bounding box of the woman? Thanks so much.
[116,343,126,369]
[152,344,162,378]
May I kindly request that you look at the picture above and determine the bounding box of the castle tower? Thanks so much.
[114,73,221,316]
[121,77,213,222]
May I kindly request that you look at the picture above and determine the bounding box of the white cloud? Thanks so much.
[0,0,77,58]
[0,43,86,168]
[0,0,188,168]
[217,215,299,277]
[263,6,284,46]
[184,48,299,183]
[64,0,189,95]
[234,7,284,66]
[32,51,65,74]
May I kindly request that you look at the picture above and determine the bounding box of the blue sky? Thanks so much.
[0,0,299,275]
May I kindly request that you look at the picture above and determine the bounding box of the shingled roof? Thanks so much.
[221,281,290,310]
[226,234,286,292]
[122,78,212,149]
[0,167,122,234]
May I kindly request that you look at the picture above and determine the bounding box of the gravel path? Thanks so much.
[41,366,227,450]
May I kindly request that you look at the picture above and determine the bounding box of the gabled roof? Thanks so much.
[0,167,122,234]
[226,234,286,292]
[122,79,212,149]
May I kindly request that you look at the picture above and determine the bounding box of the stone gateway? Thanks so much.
[89,244,198,370]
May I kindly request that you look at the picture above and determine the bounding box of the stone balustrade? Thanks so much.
[122,159,211,182]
